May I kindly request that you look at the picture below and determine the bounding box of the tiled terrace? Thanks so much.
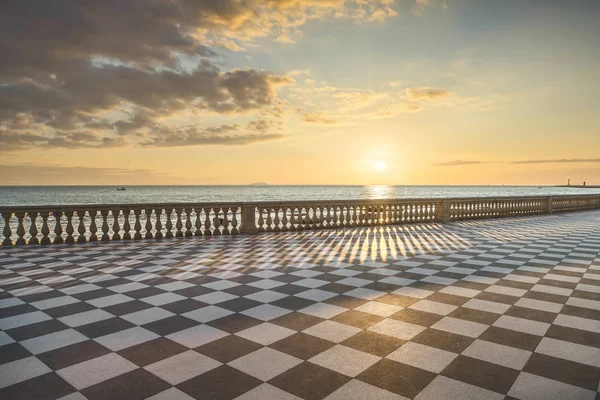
[1,210,600,400]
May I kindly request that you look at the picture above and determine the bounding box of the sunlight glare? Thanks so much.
[375,160,387,172]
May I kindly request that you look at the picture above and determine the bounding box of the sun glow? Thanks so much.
[374,160,387,172]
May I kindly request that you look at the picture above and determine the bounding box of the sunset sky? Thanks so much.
[1,0,599,185]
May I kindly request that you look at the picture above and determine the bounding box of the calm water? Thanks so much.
[2,185,600,206]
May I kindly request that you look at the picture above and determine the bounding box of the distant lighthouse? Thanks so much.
[568,178,570,186]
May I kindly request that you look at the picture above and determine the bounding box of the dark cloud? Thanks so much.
[406,87,451,101]
[0,0,305,151]
[510,158,600,164]
[141,120,286,147]
[301,111,339,125]
[432,160,485,167]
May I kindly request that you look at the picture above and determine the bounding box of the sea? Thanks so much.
[2,185,600,206]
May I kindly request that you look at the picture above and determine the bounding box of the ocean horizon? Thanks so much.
[2,185,600,207]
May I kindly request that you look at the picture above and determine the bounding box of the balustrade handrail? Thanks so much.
[1,194,599,246]
[1,193,600,212]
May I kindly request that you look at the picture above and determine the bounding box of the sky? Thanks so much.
[1,0,599,186]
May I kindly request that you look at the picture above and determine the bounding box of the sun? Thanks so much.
[374,160,387,172]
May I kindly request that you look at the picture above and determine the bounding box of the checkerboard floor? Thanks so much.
[1,210,600,400]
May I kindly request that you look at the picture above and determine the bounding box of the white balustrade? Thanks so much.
[0,195,599,245]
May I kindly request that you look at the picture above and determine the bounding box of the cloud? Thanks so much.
[300,111,339,125]
[406,87,452,101]
[141,120,286,147]
[432,160,486,167]
[1,1,397,152]
[510,158,600,164]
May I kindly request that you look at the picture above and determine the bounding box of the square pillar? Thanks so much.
[240,204,258,234]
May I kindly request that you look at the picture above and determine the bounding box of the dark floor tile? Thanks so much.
[364,281,402,293]
[38,340,111,370]
[118,337,188,366]
[101,300,153,316]
[324,295,368,309]
[270,332,334,360]
[178,365,261,400]
[0,372,74,400]
[222,284,262,297]
[271,312,324,331]
[0,342,32,364]
[407,281,446,292]
[357,359,436,398]
[270,362,350,400]
[524,353,600,391]
[523,290,569,304]
[442,355,520,394]
[376,293,420,307]
[427,292,470,306]
[6,319,69,341]
[174,285,214,297]
[275,284,312,296]
[160,298,207,314]
[71,288,115,301]
[125,287,167,299]
[75,317,135,338]
[94,278,132,288]
[0,303,39,318]
[82,368,170,400]
[474,291,519,305]
[391,308,443,327]
[195,335,262,363]
[341,330,405,357]
[207,314,263,333]
[505,306,557,323]
[143,315,199,336]
[412,328,475,353]
[449,307,500,325]
[218,297,263,312]
[479,326,542,351]
[545,325,600,348]
[317,283,355,295]
[43,301,97,318]
[331,310,384,329]
[562,305,600,321]
[19,290,64,303]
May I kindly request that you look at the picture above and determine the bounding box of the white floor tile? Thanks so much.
[493,315,549,336]
[57,353,137,390]
[462,340,531,370]
[298,303,347,319]
[535,337,600,367]
[242,304,291,321]
[368,319,425,340]
[236,322,296,345]
[507,372,596,400]
[304,320,361,343]
[182,305,234,323]
[431,317,488,338]
[387,342,457,373]
[416,376,503,400]
[166,324,229,348]
[20,328,88,355]
[229,347,302,381]
[309,345,380,377]
[325,379,407,400]
[145,350,221,385]
[0,356,52,389]
[94,326,159,351]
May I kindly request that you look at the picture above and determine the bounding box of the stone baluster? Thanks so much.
[78,211,87,243]
[174,209,183,237]
[202,208,211,235]
[230,207,239,234]
[65,211,75,243]
[257,208,265,231]
[165,209,174,238]
[29,212,40,244]
[121,210,131,239]
[265,208,273,232]
[13,212,26,245]
[155,209,163,239]
[194,208,202,236]
[2,212,13,246]
[40,212,51,245]
[133,209,142,240]
[145,209,154,239]
[100,210,110,241]
[280,207,288,231]
[273,207,280,232]
[185,209,193,236]
[214,208,223,236]
[111,210,121,240]
[89,211,98,241]
[54,211,64,244]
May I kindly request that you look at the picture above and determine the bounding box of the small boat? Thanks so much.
[117,187,126,191]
